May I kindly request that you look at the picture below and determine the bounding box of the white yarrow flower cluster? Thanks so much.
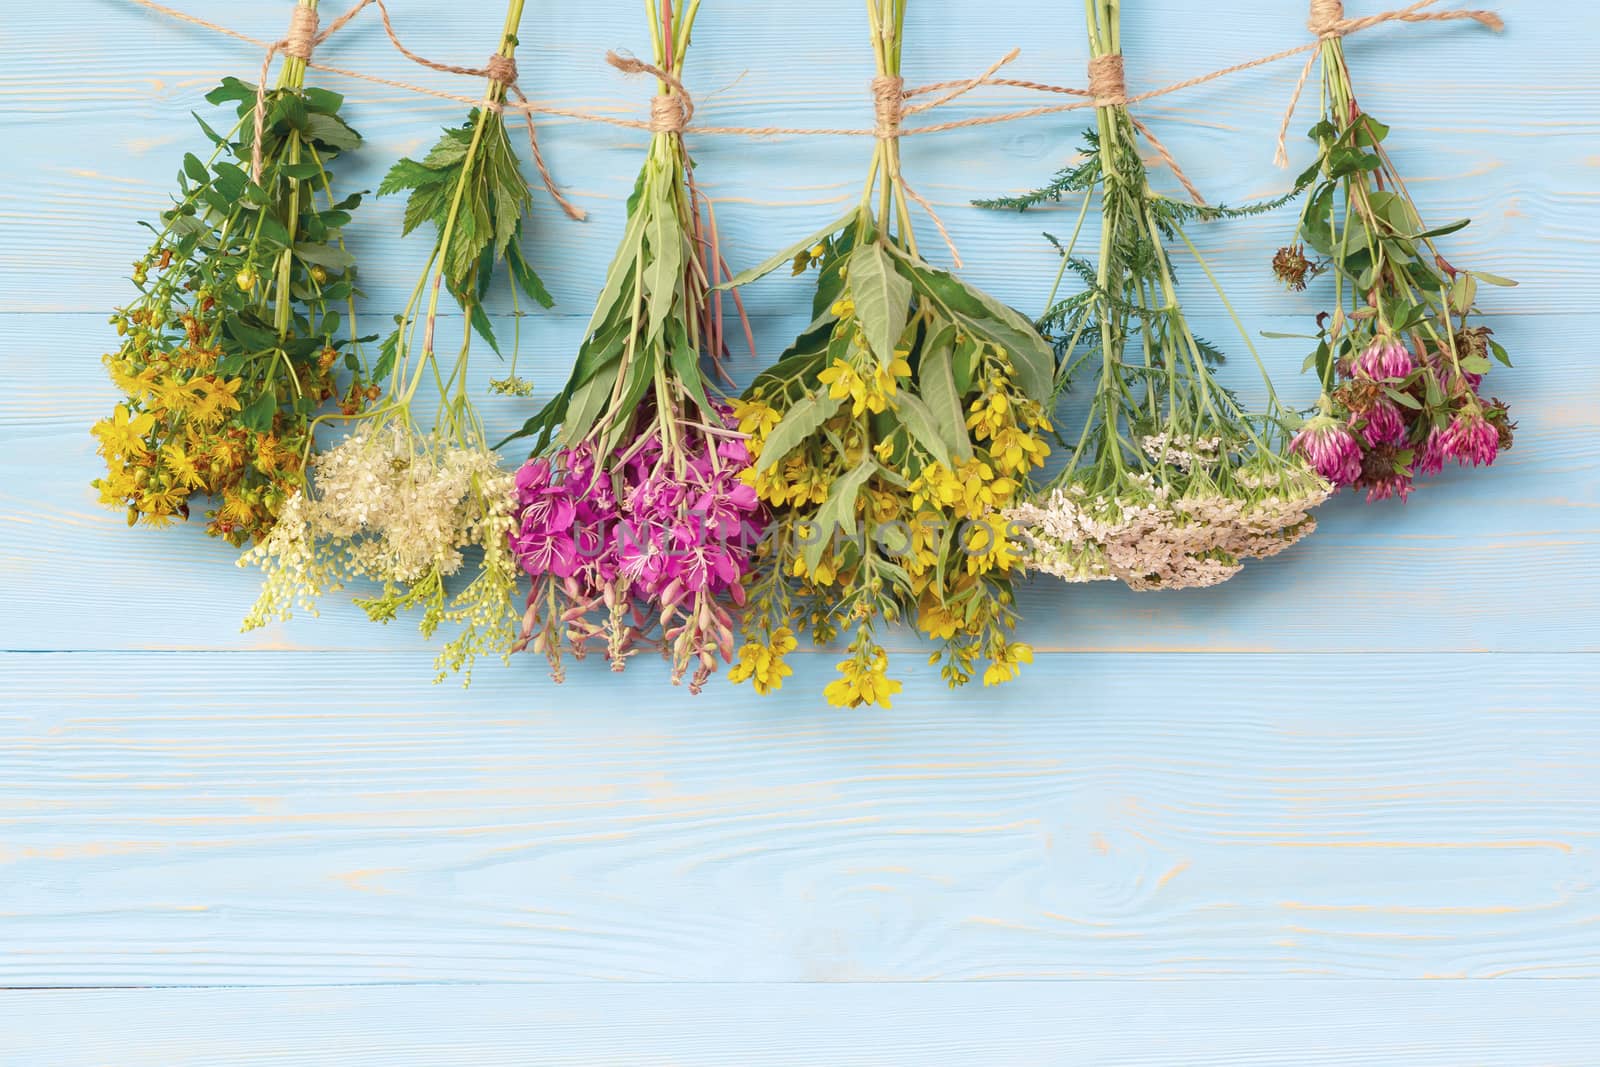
[1008,460,1331,591]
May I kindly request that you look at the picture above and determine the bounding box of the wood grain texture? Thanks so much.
[3,652,1598,985]
[5,982,1600,1065]
[2,0,1598,1056]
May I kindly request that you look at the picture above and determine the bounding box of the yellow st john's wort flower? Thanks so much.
[192,376,244,424]
[91,405,157,459]
[161,443,207,490]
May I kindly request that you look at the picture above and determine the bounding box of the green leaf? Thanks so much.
[758,392,843,471]
[293,243,356,272]
[669,323,714,416]
[508,244,554,309]
[379,158,440,197]
[1412,218,1470,241]
[1460,354,1493,375]
[917,325,973,461]
[304,113,361,153]
[847,242,912,365]
[182,153,209,185]
[302,87,345,116]
[804,460,876,573]
[205,77,255,106]
[584,209,648,340]
[1354,115,1391,147]
[1385,387,1423,410]
[644,179,686,342]
[469,301,500,354]
[716,206,860,289]
[1469,270,1519,287]
[238,389,277,433]
[955,311,1053,403]
[560,364,620,447]
[893,393,952,467]
[401,181,451,237]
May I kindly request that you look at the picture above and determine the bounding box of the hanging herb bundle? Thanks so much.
[503,0,763,694]
[377,44,554,398]
[92,0,368,546]
[241,2,553,683]
[723,0,1056,706]
[1277,14,1514,503]
[985,0,1329,592]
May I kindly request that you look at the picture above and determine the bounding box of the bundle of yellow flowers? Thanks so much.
[723,0,1055,707]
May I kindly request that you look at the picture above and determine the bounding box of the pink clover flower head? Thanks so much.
[1439,410,1500,468]
[1290,416,1362,487]
[1353,338,1414,381]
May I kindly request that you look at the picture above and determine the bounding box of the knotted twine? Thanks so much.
[133,0,1504,208]
[161,0,584,219]
[1274,0,1504,165]
[1085,52,1206,206]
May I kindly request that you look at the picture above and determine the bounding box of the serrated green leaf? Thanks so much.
[304,112,361,152]
[508,244,554,310]
[378,158,440,197]
[469,301,500,354]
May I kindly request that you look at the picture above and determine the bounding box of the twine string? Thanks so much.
[356,0,586,219]
[872,75,904,138]
[249,4,317,182]
[132,0,1502,213]
[605,52,694,133]
[1275,0,1504,165]
[1085,53,1205,205]
[1087,53,1125,106]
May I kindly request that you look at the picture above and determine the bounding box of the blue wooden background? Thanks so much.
[4,0,1600,1061]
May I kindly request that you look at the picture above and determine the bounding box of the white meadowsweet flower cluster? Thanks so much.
[1007,460,1331,591]
[240,427,520,678]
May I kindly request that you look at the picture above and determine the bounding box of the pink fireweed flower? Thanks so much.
[510,401,766,692]
[1290,417,1362,487]
[1438,411,1500,468]
[1353,338,1414,381]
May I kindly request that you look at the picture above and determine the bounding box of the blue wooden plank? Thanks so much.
[1,0,1598,1046]
[4,982,1600,1065]
[2,651,1597,985]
